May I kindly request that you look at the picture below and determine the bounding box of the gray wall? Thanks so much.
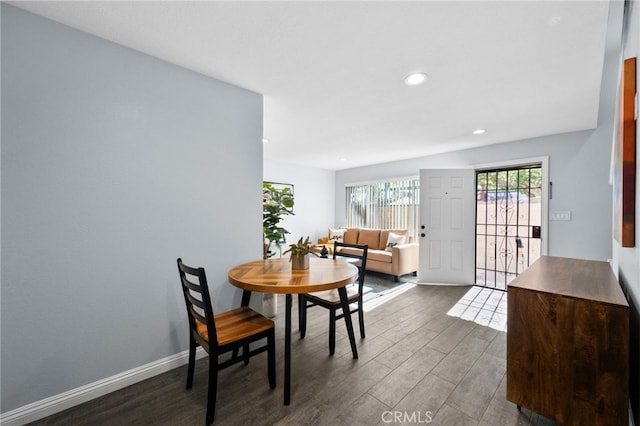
[1,0,635,418]
[1,4,263,413]
[615,0,640,330]
[335,128,613,262]
[612,0,639,422]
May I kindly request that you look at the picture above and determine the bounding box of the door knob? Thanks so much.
[421,233,426,238]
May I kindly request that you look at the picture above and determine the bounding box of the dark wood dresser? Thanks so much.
[506,256,629,425]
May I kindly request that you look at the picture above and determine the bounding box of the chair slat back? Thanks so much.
[177,258,218,350]
[333,242,368,293]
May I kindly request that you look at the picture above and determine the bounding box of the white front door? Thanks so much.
[418,169,475,285]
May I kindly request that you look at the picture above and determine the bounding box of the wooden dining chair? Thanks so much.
[298,242,368,355]
[177,258,276,425]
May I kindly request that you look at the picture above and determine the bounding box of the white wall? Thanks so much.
[264,159,335,252]
[334,1,625,264]
[1,5,263,413]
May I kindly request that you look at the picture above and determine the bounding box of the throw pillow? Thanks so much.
[328,228,345,243]
[385,232,405,252]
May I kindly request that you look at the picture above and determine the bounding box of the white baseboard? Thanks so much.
[0,348,206,426]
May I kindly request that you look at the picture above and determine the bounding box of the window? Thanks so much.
[345,178,420,239]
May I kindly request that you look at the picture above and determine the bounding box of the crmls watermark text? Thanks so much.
[381,410,433,424]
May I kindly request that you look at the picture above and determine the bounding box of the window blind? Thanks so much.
[345,178,420,240]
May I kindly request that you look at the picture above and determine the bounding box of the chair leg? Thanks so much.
[298,294,307,338]
[243,343,250,365]
[186,339,196,389]
[329,308,336,355]
[205,355,218,425]
[358,298,365,339]
[298,294,303,329]
[267,330,276,389]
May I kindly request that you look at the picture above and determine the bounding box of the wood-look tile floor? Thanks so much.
[28,284,557,426]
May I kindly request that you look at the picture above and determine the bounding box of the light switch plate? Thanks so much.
[550,211,571,221]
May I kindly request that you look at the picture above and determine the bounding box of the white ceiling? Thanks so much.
[8,1,611,171]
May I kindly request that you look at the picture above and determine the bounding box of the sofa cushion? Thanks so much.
[338,247,366,265]
[380,229,409,247]
[384,232,406,251]
[367,249,392,263]
[357,229,382,250]
[343,228,359,244]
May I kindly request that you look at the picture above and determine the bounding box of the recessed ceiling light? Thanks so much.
[340,158,347,162]
[473,129,486,135]
[262,138,269,143]
[404,72,427,86]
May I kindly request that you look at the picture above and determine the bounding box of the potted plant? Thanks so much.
[263,182,294,259]
[282,236,319,270]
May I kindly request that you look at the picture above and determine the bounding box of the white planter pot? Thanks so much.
[262,293,278,318]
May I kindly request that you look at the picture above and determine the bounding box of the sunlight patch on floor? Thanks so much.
[447,285,507,331]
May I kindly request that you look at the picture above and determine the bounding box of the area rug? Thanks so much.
[360,271,412,294]
[359,271,418,311]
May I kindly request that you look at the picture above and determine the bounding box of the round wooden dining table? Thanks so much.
[228,257,359,405]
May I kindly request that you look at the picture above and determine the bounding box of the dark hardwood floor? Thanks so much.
[28,284,557,425]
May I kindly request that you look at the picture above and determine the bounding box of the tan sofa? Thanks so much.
[319,228,419,281]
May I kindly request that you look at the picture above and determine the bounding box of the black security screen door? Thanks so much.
[475,165,542,290]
